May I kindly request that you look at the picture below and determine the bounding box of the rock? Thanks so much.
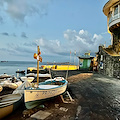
[60,115,70,120]
[55,104,59,108]
[23,109,34,118]
[76,105,81,117]
[59,107,68,112]
[30,110,51,120]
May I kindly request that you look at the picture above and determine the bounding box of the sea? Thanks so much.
[0,61,45,77]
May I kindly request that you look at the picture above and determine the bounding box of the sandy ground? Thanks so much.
[1,72,120,120]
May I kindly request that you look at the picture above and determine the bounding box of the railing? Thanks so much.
[109,13,120,24]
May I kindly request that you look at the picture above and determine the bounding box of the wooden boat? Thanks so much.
[16,70,25,73]
[0,73,11,79]
[33,73,51,82]
[0,85,3,92]
[0,93,22,119]
[0,79,22,89]
[27,67,49,74]
[25,73,36,77]
[20,76,34,83]
[24,46,68,109]
[24,78,68,109]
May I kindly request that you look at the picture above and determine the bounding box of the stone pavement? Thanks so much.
[69,73,120,120]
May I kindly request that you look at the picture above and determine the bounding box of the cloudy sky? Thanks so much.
[0,0,111,62]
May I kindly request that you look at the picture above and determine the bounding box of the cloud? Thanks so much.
[21,32,28,38]
[64,29,104,54]
[0,0,52,22]
[35,38,62,54]
[5,43,35,57]
[33,29,105,58]
[1,32,9,36]
[0,29,109,62]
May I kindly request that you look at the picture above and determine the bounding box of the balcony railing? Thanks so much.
[109,13,120,24]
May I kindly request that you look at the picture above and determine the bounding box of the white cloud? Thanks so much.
[34,29,106,57]
[34,38,62,55]
[35,38,45,47]
[0,29,109,62]
[0,0,52,22]
[64,29,104,54]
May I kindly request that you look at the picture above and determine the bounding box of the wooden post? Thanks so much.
[37,46,39,86]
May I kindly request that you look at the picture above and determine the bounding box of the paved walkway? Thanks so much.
[70,73,120,120]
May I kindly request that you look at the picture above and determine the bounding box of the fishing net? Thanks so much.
[12,81,31,94]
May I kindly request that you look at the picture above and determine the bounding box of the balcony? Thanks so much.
[109,13,120,29]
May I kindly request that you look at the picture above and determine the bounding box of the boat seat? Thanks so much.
[38,85,59,89]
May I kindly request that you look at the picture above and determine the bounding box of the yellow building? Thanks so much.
[97,0,120,78]
[103,0,120,54]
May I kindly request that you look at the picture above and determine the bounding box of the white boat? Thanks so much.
[23,73,51,82]
[0,93,22,119]
[0,79,22,89]
[35,73,51,78]
[0,73,11,79]
[20,76,34,83]
[24,46,68,109]
[34,73,51,82]
[24,77,68,109]
[25,73,36,77]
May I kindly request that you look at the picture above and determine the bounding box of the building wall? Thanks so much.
[98,46,120,78]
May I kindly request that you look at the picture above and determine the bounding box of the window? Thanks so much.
[114,5,118,15]
[101,55,103,61]
[108,11,112,23]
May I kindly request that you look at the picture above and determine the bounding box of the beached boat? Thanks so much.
[24,77,68,109]
[0,85,3,92]
[27,67,49,74]
[25,73,36,77]
[33,73,51,82]
[20,76,35,83]
[24,46,68,109]
[0,73,11,79]
[0,79,22,89]
[0,93,22,119]
[16,70,25,73]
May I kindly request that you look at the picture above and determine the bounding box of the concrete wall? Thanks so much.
[97,46,120,79]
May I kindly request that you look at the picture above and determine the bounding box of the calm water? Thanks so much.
[0,61,45,76]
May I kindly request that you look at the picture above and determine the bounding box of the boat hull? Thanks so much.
[0,104,13,119]
[0,85,3,92]
[0,94,22,119]
[24,80,67,109]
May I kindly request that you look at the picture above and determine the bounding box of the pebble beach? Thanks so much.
[1,71,120,120]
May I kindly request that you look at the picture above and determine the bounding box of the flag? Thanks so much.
[34,53,37,59]
[74,50,76,55]
[34,46,42,62]
[39,56,42,62]
[70,50,71,54]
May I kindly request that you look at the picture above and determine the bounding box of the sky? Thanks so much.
[0,0,111,63]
